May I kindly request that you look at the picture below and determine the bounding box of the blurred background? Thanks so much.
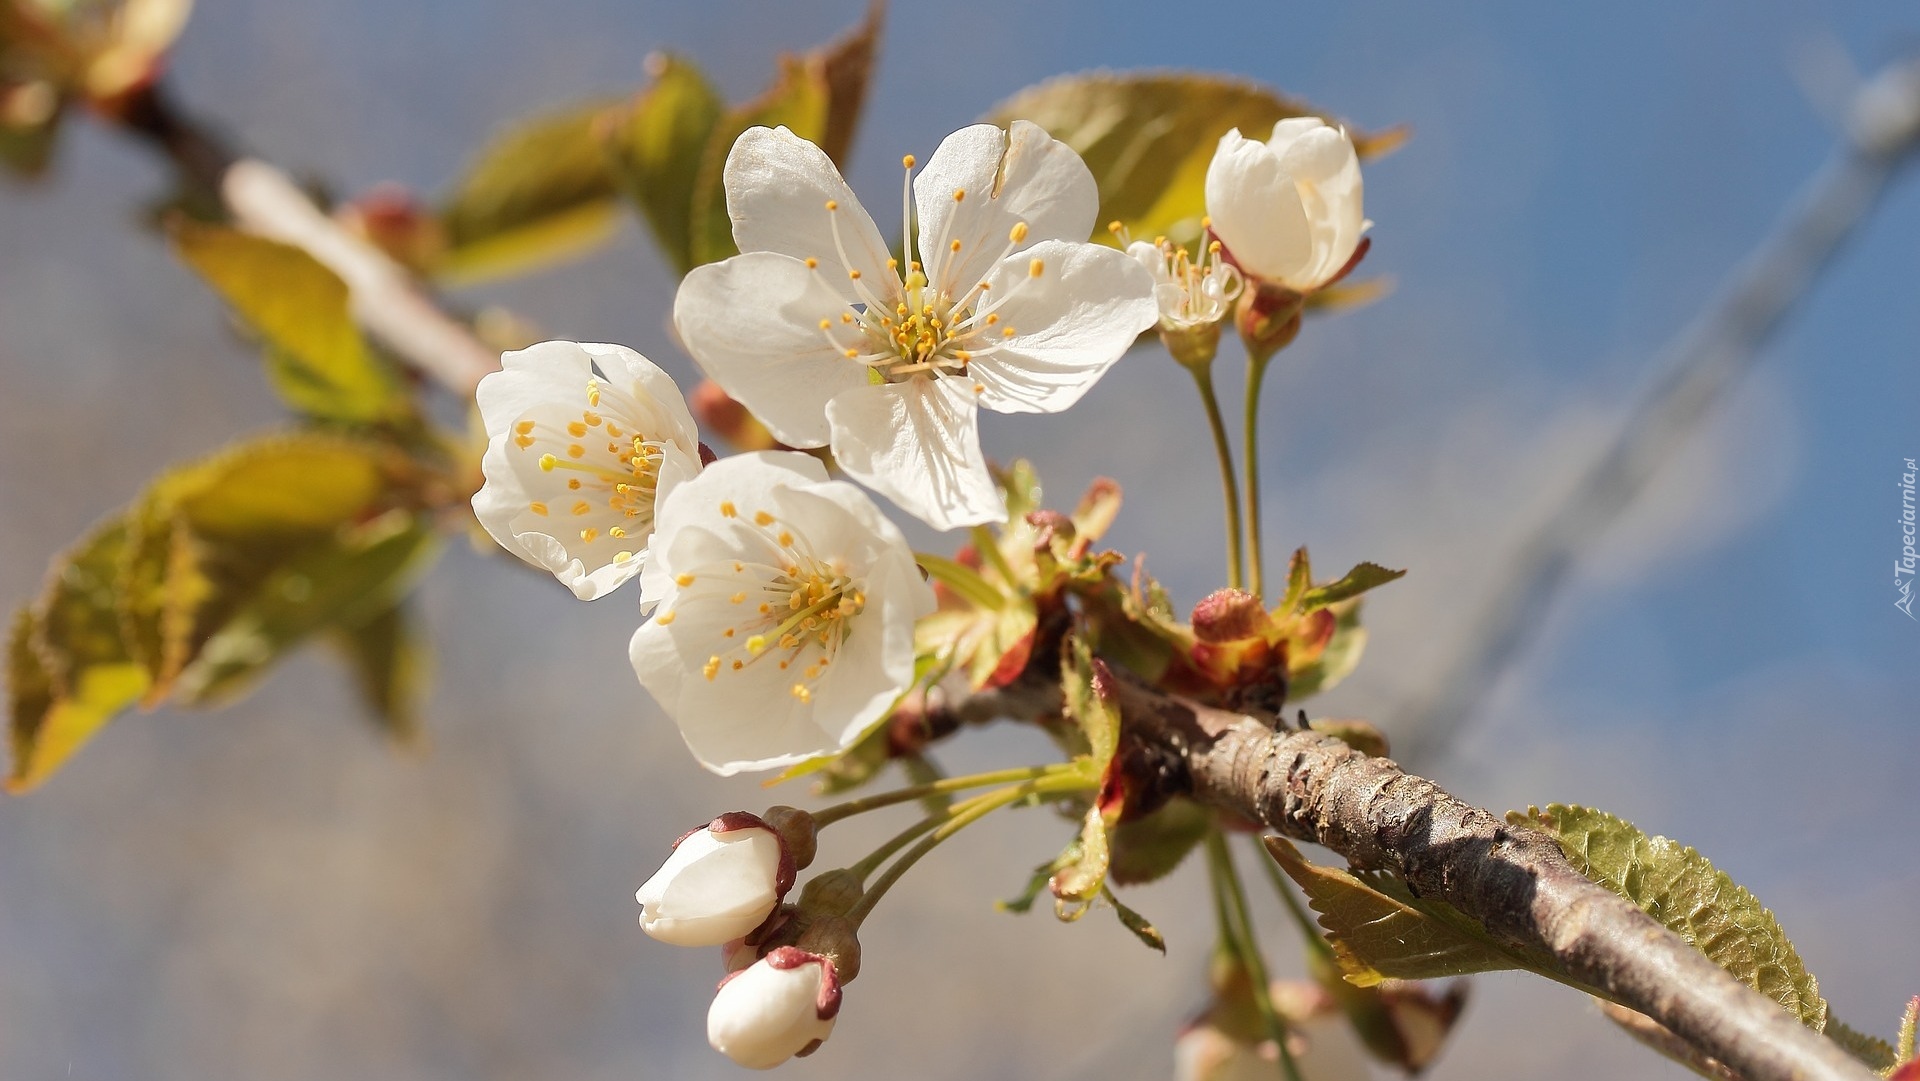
[2,1,1916,1078]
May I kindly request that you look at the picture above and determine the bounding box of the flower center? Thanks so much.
[510,376,665,561]
[1119,221,1243,328]
[805,154,1050,393]
[659,503,867,704]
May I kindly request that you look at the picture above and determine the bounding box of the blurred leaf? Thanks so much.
[995,459,1044,521]
[1069,477,1122,546]
[1298,562,1404,613]
[1061,633,1118,767]
[0,94,62,178]
[1101,884,1165,954]
[684,2,885,268]
[601,54,726,275]
[1826,1020,1898,1074]
[171,221,411,424]
[1510,804,1829,1030]
[1108,796,1211,886]
[1305,276,1394,315]
[330,600,429,747]
[986,72,1404,250]
[436,99,626,283]
[7,521,153,793]
[1902,996,1918,1063]
[1288,601,1368,700]
[1264,836,1554,987]
[1048,802,1112,918]
[1305,716,1389,758]
[997,858,1062,915]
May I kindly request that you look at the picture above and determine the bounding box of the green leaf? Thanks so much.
[1061,633,1119,767]
[436,99,626,283]
[1901,996,1918,1063]
[600,54,726,275]
[1288,601,1369,700]
[1299,562,1404,612]
[985,72,1405,251]
[330,601,429,747]
[683,2,885,269]
[1826,1020,1898,1074]
[1101,885,1166,954]
[1264,836,1552,987]
[1510,804,1829,1030]
[171,221,410,424]
[1107,796,1212,886]
[7,521,153,793]
[996,859,1060,915]
[1048,803,1112,916]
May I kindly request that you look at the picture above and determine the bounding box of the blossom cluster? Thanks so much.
[471,115,1368,1069]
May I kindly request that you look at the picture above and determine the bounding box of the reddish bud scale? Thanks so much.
[762,946,843,1021]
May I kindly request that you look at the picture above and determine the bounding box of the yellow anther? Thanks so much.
[567,421,587,437]
[754,511,775,526]
[529,502,549,516]
[568,478,582,490]
[805,257,819,269]
[733,561,745,572]
[586,380,602,407]
[1029,257,1045,277]
[1009,222,1029,243]
[723,627,736,638]
[1002,326,1017,337]
[1201,215,1212,229]
[1208,240,1222,254]
[615,550,634,562]
[606,424,624,438]
[730,592,746,604]
[514,420,535,436]
[579,527,598,542]
[791,684,812,703]
[513,434,534,449]
[825,199,838,211]
[539,454,558,471]
[675,573,696,587]
[952,189,966,203]
[572,501,591,515]
[703,655,721,681]
[819,318,832,330]
[656,610,676,626]
[974,383,986,395]
[844,348,859,359]
[583,411,602,426]
[567,443,586,458]
[777,531,794,547]
[745,635,768,655]
[902,153,916,169]
[949,239,962,253]
[840,312,853,324]
[610,527,628,538]
[1107,220,1123,235]
[720,501,737,518]
[731,660,744,670]
[848,268,862,280]
[985,313,999,324]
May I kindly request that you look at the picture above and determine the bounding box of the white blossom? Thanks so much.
[636,813,792,947]
[673,123,1157,530]
[707,947,841,1070]
[472,340,703,600]
[628,451,933,775]
[1127,235,1243,329]
[1203,118,1368,291]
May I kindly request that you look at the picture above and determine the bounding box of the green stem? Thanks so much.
[1242,352,1272,600]
[846,775,1088,923]
[810,763,1073,828]
[1189,366,1245,591]
[1207,829,1305,1081]
[1252,834,1335,964]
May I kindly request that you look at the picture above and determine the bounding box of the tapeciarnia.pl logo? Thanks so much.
[1898,457,1917,620]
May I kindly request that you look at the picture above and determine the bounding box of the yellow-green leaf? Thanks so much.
[986,72,1404,251]
[171,221,409,424]
[1264,836,1551,987]
[1061,633,1118,767]
[1101,884,1166,954]
[1108,796,1211,886]
[330,601,429,748]
[1298,562,1404,612]
[600,54,726,275]
[683,2,885,268]
[436,99,626,283]
[1510,803,1829,1029]
[1288,600,1368,700]
[1826,1020,1898,1074]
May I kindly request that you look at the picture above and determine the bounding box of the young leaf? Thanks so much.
[436,99,626,282]
[1263,836,1553,987]
[682,2,885,268]
[1509,804,1830,1030]
[600,54,726,275]
[1061,633,1119,767]
[997,859,1062,915]
[985,72,1405,250]
[1101,884,1166,954]
[171,221,410,424]
[1825,1020,1898,1074]
[1107,796,1212,886]
[1901,996,1918,1063]
[1288,601,1369,700]
[1298,562,1405,613]
[330,601,430,748]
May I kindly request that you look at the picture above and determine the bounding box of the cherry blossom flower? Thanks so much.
[1203,118,1368,291]
[673,123,1157,530]
[707,946,841,1070]
[472,340,703,600]
[628,451,933,774]
[1127,235,1244,330]
[636,812,795,947]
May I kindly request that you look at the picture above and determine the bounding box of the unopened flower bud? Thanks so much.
[793,913,862,983]
[637,812,795,947]
[758,805,817,870]
[1234,280,1305,368]
[1204,118,1368,294]
[797,868,864,917]
[708,946,841,1070]
[1192,588,1269,643]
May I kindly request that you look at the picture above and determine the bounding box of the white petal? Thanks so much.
[640,451,827,602]
[915,121,1098,299]
[475,341,594,437]
[708,958,835,1070]
[1265,116,1329,155]
[1204,128,1311,283]
[825,380,1003,530]
[585,342,702,450]
[724,126,893,295]
[674,252,875,448]
[635,827,782,947]
[965,239,1157,415]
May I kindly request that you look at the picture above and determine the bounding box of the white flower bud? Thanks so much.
[1203,118,1369,292]
[707,947,841,1070]
[637,813,793,947]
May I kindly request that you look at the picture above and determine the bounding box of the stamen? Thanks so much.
[657,610,676,625]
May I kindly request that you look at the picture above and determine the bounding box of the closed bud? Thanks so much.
[797,868,865,917]
[1192,588,1269,643]
[759,805,818,870]
[1204,118,1368,294]
[708,947,841,1070]
[637,812,795,947]
[793,913,862,983]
